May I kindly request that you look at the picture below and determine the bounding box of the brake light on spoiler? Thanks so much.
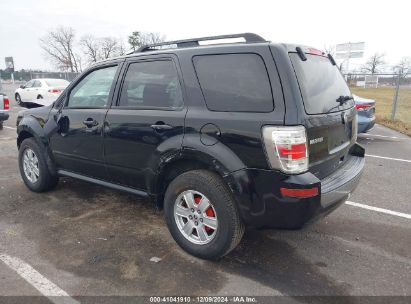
[262,126,308,174]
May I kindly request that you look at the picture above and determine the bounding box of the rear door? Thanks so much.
[289,51,356,179]
[31,80,42,99]
[104,56,186,190]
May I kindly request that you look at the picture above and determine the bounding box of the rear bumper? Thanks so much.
[225,144,365,229]
[0,111,9,122]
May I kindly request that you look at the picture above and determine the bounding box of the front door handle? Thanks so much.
[83,118,99,127]
[151,123,173,130]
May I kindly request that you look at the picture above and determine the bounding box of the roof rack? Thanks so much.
[135,33,266,53]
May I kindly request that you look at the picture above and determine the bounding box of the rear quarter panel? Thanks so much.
[177,44,285,171]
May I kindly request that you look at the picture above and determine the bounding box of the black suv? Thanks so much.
[16,33,364,259]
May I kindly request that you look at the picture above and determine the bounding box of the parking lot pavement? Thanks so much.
[0,84,410,300]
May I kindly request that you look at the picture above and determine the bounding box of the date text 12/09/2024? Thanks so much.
[149,296,257,303]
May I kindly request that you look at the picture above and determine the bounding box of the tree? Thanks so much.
[117,39,127,56]
[394,57,411,80]
[40,26,81,72]
[101,37,120,59]
[80,35,100,63]
[80,35,124,63]
[128,31,142,52]
[139,32,166,46]
[362,53,385,74]
[128,31,166,51]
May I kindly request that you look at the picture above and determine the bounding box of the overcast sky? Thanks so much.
[0,0,409,71]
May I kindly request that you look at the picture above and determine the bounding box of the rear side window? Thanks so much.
[118,60,183,109]
[193,54,273,112]
[33,80,42,88]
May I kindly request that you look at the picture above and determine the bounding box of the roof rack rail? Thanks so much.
[135,33,266,53]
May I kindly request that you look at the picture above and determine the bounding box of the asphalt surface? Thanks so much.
[0,84,410,301]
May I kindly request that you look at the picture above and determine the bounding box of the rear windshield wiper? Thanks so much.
[336,95,353,105]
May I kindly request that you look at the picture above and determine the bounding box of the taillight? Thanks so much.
[262,126,308,174]
[48,89,61,93]
[355,104,371,111]
[3,97,9,110]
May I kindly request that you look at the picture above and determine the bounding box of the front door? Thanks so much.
[104,58,186,190]
[20,80,34,101]
[49,64,120,179]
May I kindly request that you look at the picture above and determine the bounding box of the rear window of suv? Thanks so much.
[193,54,274,112]
[290,53,353,114]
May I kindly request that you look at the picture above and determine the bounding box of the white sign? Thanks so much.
[336,42,365,52]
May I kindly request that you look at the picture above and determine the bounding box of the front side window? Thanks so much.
[193,54,274,112]
[25,80,34,88]
[118,60,183,109]
[67,65,118,108]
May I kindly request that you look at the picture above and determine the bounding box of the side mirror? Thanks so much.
[20,85,26,89]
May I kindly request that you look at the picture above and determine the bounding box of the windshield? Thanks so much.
[45,79,69,87]
[290,53,353,114]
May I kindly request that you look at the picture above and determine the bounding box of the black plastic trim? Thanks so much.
[57,170,149,197]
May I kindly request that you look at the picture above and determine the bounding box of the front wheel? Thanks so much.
[18,138,58,192]
[164,170,244,259]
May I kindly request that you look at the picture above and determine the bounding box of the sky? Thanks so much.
[0,0,410,72]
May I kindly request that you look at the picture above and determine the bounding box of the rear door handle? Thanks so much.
[83,118,99,127]
[151,123,173,130]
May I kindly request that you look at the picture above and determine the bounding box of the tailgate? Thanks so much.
[306,108,357,179]
[289,50,357,179]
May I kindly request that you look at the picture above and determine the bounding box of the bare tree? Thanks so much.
[117,39,127,56]
[101,37,120,59]
[81,35,125,64]
[394,57,411,80]
[128,31,166,51]
[80,35,101,63]
[140,32,166,46]
[362,53,385,74]
[40,26,81,72]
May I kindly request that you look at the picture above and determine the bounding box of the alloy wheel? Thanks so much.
[22,148,40,183]
[174,190,218,245]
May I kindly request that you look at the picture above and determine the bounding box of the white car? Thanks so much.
[15,78,69,106]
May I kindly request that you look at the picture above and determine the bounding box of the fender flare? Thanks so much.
[17,116,57,176]
[147,133,247,201]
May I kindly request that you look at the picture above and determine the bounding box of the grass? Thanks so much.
[350,86,411,136]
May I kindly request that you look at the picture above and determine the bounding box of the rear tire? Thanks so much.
[164,170,244,260]
[0,121,3,130]
[18,138,58,192]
